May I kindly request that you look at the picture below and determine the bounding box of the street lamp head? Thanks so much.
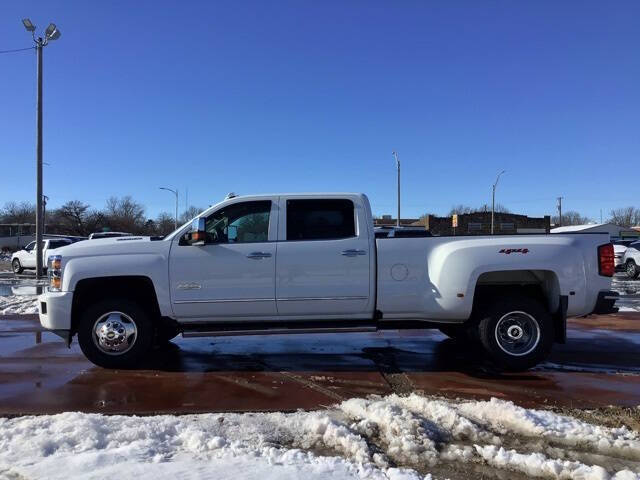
[22,18,36,32]
[45,23,61,41]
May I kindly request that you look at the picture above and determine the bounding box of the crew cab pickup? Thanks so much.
[38,193,617,371]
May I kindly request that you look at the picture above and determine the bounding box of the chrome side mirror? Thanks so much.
[188,218,206,245]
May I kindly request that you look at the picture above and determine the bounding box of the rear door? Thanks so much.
[275,197,371,317]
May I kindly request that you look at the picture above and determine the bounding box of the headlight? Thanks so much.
[48,255,62,291]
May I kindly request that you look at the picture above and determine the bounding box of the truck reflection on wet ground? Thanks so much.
[0,313,639,414]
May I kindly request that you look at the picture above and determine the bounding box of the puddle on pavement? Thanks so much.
[0,285,45,296]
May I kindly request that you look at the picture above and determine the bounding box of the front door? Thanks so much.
[170,199,278,320]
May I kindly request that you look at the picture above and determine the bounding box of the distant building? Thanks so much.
[421,212,550,236]
[551,223,639,240]
[374,215,420,227]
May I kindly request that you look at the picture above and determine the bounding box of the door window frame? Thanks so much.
[177,198,280,246]
[278,197,359,242]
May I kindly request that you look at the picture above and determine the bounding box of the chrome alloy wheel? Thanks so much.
[92,311,138,355]
[494,311,541,357]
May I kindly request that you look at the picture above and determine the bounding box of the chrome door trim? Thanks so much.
[276,296,368,301]
[173,298,274,304]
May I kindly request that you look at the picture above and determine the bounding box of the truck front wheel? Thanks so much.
[477,295,554,371]
[77,298,154,369]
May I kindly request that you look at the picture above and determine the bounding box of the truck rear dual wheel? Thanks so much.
[477,295,554,371]
[77,298,154,369]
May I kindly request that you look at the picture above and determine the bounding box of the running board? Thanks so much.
[180,320,377,338]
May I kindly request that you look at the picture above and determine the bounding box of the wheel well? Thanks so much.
[71,276,161,334]
[471,270,560,317]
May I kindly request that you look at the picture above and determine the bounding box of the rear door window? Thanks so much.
[286,199,355,241]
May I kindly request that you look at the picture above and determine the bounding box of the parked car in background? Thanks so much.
[374,226,432,238]
[613,240,634,271]
[621,241,640,279]
[11,238,74,273]
[88,232,133,240]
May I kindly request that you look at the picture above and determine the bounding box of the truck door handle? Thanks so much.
[341,249,366,257]
[247,252,272,259]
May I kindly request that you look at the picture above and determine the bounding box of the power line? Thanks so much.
[0,46,35,55]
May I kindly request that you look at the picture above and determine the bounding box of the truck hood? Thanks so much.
[54,236,166,258]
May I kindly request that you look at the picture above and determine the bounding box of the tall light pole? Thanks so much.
[160,187,179,230]
[22,18,61,279]
[392,151,400,227]
[557,197,563,227]
[491,170,505,235]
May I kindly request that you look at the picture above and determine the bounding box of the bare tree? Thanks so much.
[551,211,591,226]
[180,205,205,224]
[448,205,474,215]
[0,201,36,224]
[104,196,146,233]
[448,204,509,216]
[608,207,640,227]
[51,200,91,235]
[155,212,176,236]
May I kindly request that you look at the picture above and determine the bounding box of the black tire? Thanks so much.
[77,298,154,369]
[155,323,180,345]
[626,260,639,279]
[476,295,554,371]
[438,325,469,340]
[12,259,23,274]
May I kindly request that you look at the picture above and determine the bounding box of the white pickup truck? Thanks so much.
[38,193,617,371]
[11,237,74,273]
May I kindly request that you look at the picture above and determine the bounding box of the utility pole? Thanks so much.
[160,187,179,230]
[557,197,563,227]
[22,19,61,278]
[393,151,400,227]
[35,36,43,277]
[491,170,506,235]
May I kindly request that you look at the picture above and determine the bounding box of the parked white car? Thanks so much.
[37,193,616,371]
[11,238,74,274]
[621,241,640,279]
[613,240,634,270]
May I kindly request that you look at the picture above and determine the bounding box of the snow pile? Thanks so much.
[0,294,39,314]
[0,394,638,480]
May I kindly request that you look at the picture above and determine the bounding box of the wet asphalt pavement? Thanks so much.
[0,312,639,415]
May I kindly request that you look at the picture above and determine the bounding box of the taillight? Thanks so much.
[598,244,614,277]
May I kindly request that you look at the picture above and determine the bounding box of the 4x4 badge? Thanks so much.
[499,248,529,254]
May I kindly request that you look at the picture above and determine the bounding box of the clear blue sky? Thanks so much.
[1,1,638,221]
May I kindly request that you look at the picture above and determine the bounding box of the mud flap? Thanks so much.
[51,329,72,348]
[553,295,568,344]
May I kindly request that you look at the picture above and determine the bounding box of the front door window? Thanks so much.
[205,201,271,244]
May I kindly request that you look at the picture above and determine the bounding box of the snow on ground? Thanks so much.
[0,294,39,314]
[0,394,638,480]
